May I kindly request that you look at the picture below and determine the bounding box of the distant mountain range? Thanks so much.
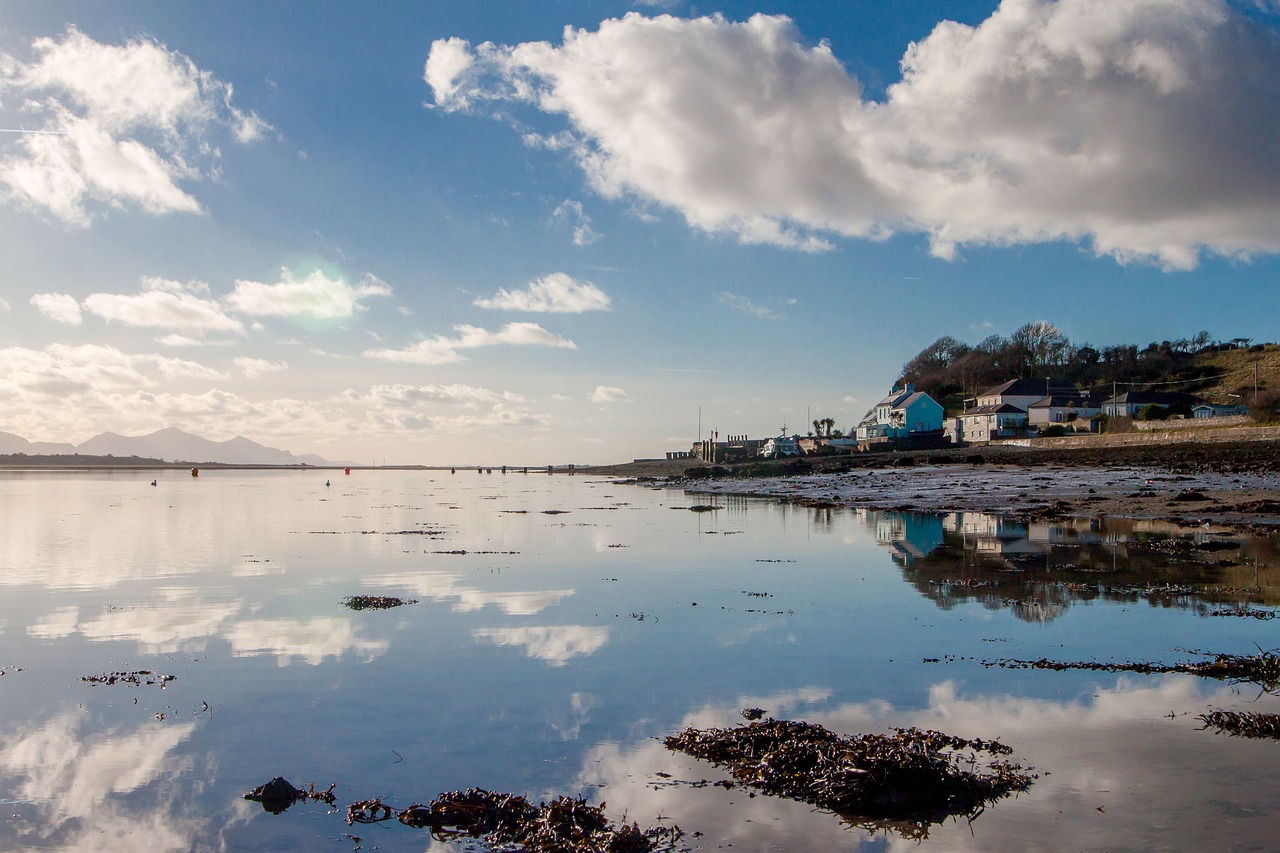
[0,427,342,466]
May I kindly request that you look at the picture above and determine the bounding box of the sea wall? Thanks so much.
[998,423,1280,450]
[1134,415,1251,431]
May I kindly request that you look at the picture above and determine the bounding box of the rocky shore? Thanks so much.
[590,440,1280,529]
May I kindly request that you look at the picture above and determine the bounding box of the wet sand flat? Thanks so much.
[686,462,1280,528]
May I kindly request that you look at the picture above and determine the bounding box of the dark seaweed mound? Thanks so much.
[664,719,1033,839]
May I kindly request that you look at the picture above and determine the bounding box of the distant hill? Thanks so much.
[1,427,341,466]
[0,432,78,455]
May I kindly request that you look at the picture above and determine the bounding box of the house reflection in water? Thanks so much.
[865,510,945,567]
[856,508,1280,623]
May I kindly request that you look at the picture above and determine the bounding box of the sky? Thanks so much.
[2,0,1279,466]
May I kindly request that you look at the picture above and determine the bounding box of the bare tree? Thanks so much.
[1010,321,1071,377]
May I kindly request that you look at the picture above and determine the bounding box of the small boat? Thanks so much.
[759,431,803,459]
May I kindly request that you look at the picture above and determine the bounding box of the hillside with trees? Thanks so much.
[895,322,1280,418]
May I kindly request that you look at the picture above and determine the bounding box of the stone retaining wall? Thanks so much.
[1134,415,1251,431]
[998,423,1280,450]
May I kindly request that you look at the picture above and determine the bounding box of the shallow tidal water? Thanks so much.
[1,469,1278,852]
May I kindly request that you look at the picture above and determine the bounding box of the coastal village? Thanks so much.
[676,375,1252,464]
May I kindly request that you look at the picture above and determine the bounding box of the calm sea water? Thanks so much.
[1,469,1278,851]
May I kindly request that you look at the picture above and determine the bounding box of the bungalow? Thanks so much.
[1101,391,1206,418]
[855,384,944,446]
[1192,402,1248,419]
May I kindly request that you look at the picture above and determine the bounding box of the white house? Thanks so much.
[950,404,1030,444]
[1027,395,1103,428]
[856,384,944,445]
[975,378,1049,411]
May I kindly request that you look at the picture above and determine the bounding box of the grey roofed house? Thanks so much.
[975,378,1050,413]
[978,378,1049,399]
[1102,391,1207,417]
[950,402,1031,444]
[1027,394,1103,426]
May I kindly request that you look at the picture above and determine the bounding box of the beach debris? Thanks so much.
[82,670,176,688]
[342,595,418,611]
[1208,607,1278,620]
[984,650,1280,691]
[346,797,393,824]
[1198,710,1280,740]
[244,777,336,814]
[664,719,1033,839]
[342,787,681,851]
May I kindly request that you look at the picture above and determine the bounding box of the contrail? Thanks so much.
[0,128,68,135]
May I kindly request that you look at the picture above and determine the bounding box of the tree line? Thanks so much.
[894,322,1255,404]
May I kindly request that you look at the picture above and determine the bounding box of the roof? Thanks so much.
[870,386,914,409]
[1028,395,1103,408]
[959,403,1028,417]
[893,391,940,411]
[1105,391,1207,406]
[978,378,1048,398]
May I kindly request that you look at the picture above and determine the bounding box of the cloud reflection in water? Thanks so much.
[472,625,609,666]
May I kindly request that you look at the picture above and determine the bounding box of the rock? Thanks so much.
[244,777,303,814]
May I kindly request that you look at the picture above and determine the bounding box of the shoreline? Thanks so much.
[589,439,1280,530]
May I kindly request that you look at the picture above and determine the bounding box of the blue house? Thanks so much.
[855,384,944,446]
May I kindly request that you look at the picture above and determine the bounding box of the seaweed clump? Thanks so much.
[1198,710,1280,740]
[342,595,418,611]
[351,788,681,852]
[664,719,1032,839]
[985,649,1280,692]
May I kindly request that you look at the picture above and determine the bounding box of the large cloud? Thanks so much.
[0,28,268,225]
[426,1,1280,268]
[0,343,223,397]
[344,382,551,431]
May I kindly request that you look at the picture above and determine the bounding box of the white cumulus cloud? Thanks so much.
[426,1,1280,268]
[364,322,577,364]
[342,383,549,433]
[0,27,269,225]
[234,357,288,378]
[227,269,391,320]
[474,272,611,313]
[0,343,222,396]
[590,385,632,403]
[83,276,244,336]
[30,292,83,325]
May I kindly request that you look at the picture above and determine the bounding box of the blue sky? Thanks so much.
[2,0,1278,465]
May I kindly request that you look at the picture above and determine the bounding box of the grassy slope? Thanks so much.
[1194,344,1280,402]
